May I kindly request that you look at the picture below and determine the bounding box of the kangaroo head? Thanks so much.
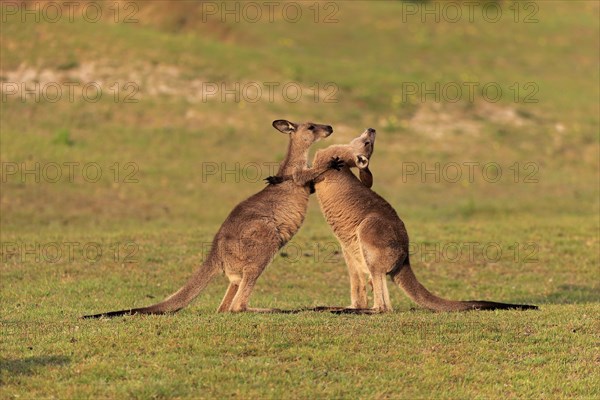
[272,120,333,147]
[349,128,376,188]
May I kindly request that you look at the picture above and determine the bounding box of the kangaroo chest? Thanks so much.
[270,185,311,243]
[316,179,367,244]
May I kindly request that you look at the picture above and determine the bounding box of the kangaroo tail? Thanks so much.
[82,252,221,319]
[389,256,538,311]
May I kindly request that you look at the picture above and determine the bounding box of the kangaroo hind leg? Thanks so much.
[223,224,280,312]
[228,272,281,313]
[342,246,368,309]
[217,280,240,312]
[357,217,400,313]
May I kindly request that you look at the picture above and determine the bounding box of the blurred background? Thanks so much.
[1,1,598,309]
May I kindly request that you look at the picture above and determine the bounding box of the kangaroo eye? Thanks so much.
[308,125,315,131]
[365,141,370,145]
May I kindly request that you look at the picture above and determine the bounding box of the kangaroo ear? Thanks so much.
[359,167,373,188]
[355,155,372,188]
[272,120,298,134]
[355,154,369,169]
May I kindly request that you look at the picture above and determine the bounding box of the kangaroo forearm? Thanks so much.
[273,166,328,187]
[292,166,328,186]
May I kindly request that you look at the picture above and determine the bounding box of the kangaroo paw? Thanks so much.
[327,156,344,171]
[264,176,284,185]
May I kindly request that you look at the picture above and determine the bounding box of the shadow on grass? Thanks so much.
[0,355,70,384]
[275,287,600,313]
[531,284,600,305]
[251,306,382,315]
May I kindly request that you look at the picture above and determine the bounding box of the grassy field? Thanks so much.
[1,1,599,398]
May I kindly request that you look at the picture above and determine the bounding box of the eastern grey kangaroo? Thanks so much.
[84,120,341,317]
[269,129,538,312]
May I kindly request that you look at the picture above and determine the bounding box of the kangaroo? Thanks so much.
[269,128,538,312]
[83,120,342,318]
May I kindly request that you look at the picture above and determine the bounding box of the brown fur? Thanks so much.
[83,120,335,318]
[281,129,538,313]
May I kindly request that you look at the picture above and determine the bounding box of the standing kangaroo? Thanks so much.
[269,128,538,312]
[83,120,341,318]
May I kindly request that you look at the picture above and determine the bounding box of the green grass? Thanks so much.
[1,1,599,398]
[2,307,598,398]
